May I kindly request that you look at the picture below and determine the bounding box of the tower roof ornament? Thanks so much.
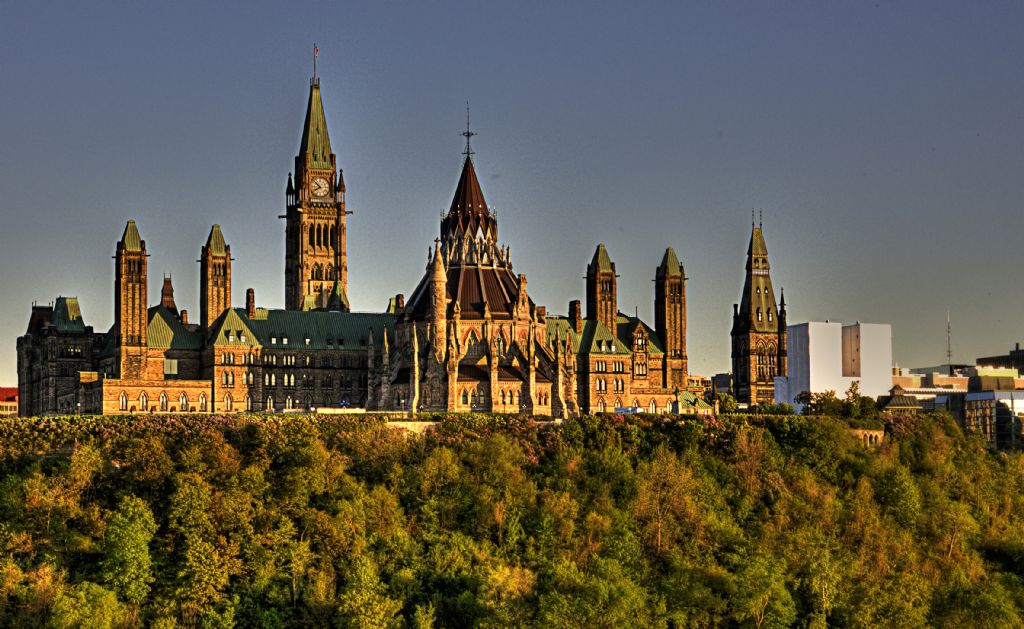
[462,101,476,158]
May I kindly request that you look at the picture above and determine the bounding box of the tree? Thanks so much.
[732,552,796,629]
[633,447,698,553]
[101,495,157,605]
[336,557,402,629]
[717,392,739,414]
[50,582,126,629]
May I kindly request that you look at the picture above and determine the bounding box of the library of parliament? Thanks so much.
[16,70,787,417]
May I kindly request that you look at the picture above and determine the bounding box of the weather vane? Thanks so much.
[462,100,476,157]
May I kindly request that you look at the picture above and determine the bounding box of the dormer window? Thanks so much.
[282,337,289,345]
[271,337,277,345]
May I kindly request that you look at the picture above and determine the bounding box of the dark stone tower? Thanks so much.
[655,247,687,388]
[201,224,231,332]
[160,275,178,317]
[115,220,148,379]
[586,244,617,332]
[285,72,348,311]
[731,219,787,405]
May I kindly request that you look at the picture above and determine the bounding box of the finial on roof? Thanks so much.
[313,43,319,81]
[462,100,476,157]
[759,209,763,228]
[751,209,755,227]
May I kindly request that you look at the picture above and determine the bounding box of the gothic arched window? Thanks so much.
[308,225,315,248]
[224,394,232,412]
[179,393,188,411]
[119,392,128,411]
[199,393,207,412]
[140,392,148,411]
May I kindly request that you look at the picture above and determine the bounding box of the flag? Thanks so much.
[314,45,318,58]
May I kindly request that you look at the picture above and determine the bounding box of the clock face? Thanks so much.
[311,177,330,197]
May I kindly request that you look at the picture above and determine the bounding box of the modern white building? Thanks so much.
[774,321,892,411]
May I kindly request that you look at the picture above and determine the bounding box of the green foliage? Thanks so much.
[0,411,1020,626]
[50,581,127,629]
[101,495,157,604]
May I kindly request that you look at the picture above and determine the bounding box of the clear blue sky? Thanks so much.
[2,1,1023,384]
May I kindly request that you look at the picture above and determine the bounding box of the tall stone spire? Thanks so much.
[201,224,231,332]
[586,243,617,333]
[285,65,348,311]
[114,220,148,379]
[655,247,687,387]
[731,220,786,405]
[298,79,334,172]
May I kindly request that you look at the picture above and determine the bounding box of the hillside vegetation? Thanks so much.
[0,412,1022,628]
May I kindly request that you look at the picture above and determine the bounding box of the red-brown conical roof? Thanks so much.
[441,156,496,243]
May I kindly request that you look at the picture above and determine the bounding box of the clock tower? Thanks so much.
[284,72,349,311]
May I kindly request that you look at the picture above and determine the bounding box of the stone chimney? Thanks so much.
[246,288,256,319]
[569,300,583,334]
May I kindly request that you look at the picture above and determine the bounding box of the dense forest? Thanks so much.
[0,411,1022,628]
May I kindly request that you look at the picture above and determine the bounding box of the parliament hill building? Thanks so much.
[17,71,782,417]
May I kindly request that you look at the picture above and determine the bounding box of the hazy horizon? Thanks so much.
[2,1,1023,385]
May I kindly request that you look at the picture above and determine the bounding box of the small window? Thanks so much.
[119,392,128,411]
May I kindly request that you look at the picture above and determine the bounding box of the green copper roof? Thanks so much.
[747,226,769,259]
[53,297,86,333]
[589,244,614,273]
[205,224,227,255]
[147,306,202,350]
[577,319,631,355]
[209,308,259,347]
[120,220,142,252]
[241,308,395,351]
[299,82,334,170]
[616,314,665,355]
[327,280,349,311]
[657,247,682,277]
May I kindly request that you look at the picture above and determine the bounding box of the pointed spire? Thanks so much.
[286,172,295,194]
[205,224,227,255]
[120,220,142,252]
[657,247,682,278]
[431,240,446,281]
[747,224,769,260]
[299,79,333,170]
[589,243,614,273]
[161,275,178,315]
[449,154,488,214]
